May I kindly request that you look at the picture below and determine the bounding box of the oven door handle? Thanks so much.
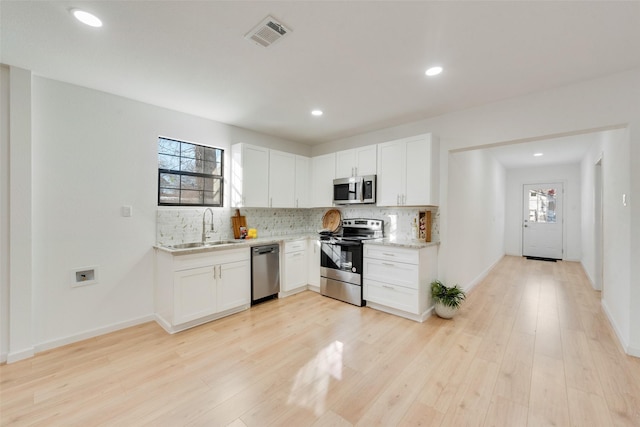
[323,240,361,247]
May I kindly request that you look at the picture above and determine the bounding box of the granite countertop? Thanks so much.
[364,238,440,249]
[154,233,318,255]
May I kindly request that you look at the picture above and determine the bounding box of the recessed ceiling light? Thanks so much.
[311,110,323,117]
[425,66,443,77]
[71,9,103,28]
[534,153,544,157]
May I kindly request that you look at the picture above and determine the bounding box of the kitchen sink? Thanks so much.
[164,240,238,250]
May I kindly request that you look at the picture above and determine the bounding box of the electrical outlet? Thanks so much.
[71,266,99,287]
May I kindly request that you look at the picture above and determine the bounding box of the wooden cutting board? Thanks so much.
[231,209,247,239]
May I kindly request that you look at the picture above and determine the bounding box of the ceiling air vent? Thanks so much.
[245,15,291,47]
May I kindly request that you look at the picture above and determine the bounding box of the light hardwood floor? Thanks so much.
[2,256,640,426]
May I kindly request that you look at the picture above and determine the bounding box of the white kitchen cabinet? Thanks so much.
[307,237,321,290]
[281,239,308,296]
[173,265,217,324]
[231,143,269,207]
[217,259,251,312]
[294,155,310,208]
[377,133,439,206]
[363,244,438,322]
[335,145,377,178]
[155,248,251,333]
[311,153,336,207]
[269,150,296,208]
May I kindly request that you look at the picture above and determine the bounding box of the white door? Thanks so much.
[522,183,563,259]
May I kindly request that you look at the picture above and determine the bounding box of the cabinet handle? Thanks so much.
[382,285,394,290]
[218,265,222,279]
[270,197,273,208]
[403,194,406,205]
[382,253,396,257]
[382,262,395,266]
[396,194,400,205]
[296,199,299,208]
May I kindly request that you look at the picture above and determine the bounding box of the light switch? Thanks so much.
[121,205,133,217]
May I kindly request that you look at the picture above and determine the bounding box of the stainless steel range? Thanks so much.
[320,218,384,306]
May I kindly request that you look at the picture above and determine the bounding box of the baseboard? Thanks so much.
[580,260,601,291]
[464,254,504,294]
[307,284,320,293]
[34,314,155,355]
[601,299,632,355]
[627,345,640,358]
[7,346,35,364]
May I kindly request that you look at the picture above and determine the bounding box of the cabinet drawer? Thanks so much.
[284,240,306,253]
[364,279,419,314]
[363,258,419,289]
[173,248,249,271]
[363,245,418,264]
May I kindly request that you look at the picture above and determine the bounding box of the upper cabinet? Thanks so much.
[269,150,296,208]
[294,155,310,208]
[377,133,439,206]
[231,143,269,207]
[232,143,309,208]
[311,153,336,207]
[335,145,377,178]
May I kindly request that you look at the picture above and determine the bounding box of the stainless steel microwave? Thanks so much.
[333,175,376,205]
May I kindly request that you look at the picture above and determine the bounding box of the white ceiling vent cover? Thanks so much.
[245,16,291,47]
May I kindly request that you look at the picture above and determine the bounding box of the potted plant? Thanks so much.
[431,280,466,319]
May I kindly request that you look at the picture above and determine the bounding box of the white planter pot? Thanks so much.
[434,302,459,319]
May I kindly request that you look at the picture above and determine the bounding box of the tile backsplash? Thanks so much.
[156,206,439,245]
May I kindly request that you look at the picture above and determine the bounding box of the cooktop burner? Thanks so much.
[319,218,384,241]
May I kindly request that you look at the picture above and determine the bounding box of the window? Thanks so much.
[158,137,223,206]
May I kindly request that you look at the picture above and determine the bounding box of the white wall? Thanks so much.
[314,68,640,356]
[504,163,582,261]
[0,75,310,360]
[598,128,632,353]
[446,149,506,290]
[0,65,9,361]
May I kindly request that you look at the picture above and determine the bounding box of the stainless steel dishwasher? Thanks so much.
[251,244,280,305]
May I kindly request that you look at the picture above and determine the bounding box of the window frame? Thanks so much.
[157,136,224,207]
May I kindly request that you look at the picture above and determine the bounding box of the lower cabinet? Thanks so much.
[363,244,437,322]
[307,237,321,290]
[281,239,308,296]
[155,247,250,333]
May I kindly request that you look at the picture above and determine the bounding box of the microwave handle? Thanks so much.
[356,176,364,202]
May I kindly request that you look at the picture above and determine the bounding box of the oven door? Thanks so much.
[320,240,362,285]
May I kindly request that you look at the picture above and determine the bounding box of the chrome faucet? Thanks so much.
[202,208,215,243]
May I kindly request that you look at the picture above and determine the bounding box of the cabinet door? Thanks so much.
[355,145,377,176]
[295,156,310,208]
[217,260,251,312]
[174,266,216,324]
[311,153,336,207]
[283,251,307,292]
[307,239,321,287]
[269,150,296,208]
[335,149,356,178]
[363,258,419,289]
[376,140,405,206]
[405,134,433,206]
[238,144,269,207]
[364,279,419,314]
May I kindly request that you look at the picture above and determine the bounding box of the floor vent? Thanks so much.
[245,16,290,47]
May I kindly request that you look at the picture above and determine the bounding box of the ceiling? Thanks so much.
[488,132,600,169]
[2,1,640,145]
